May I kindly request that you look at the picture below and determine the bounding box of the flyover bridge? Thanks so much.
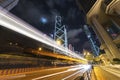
[0,7,86,62]
[0,7,87,74]
[0,7,88,79]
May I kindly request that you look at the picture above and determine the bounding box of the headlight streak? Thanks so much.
[32,65,86,80]
[69,64,91,70]
[0,7,86,61]
[82,64,91,70]
[62,69,86,80]
[32,65,87,80]
[62,64,91,80]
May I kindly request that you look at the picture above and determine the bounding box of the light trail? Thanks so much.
[0,7,86,61]
[32,65,85,80]
[32,70,71,80]
[62,64,91,80]
[62,69,86,80]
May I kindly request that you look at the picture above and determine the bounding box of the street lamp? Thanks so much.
[38,47,42,51]
[56,39,62,45]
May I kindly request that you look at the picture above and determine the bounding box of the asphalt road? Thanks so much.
[1,65,91,80]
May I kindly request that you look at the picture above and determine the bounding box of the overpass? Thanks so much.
[0,6,90,79]
[0,6,87,62]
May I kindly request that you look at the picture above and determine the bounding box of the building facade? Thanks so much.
[78,0,120,61]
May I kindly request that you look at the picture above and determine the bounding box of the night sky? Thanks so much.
[10,0,90,52]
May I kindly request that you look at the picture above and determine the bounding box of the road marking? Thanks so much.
[32,66,83,80]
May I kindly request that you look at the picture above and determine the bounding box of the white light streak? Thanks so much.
[82,64,91,70]
[62,69,86,80]
[0,7,86,61]
[32,65,85,80]
[32,70,69,80]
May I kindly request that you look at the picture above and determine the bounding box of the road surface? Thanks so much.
[1,65,91,80]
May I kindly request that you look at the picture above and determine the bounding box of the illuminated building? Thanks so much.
[77,0,120,61]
